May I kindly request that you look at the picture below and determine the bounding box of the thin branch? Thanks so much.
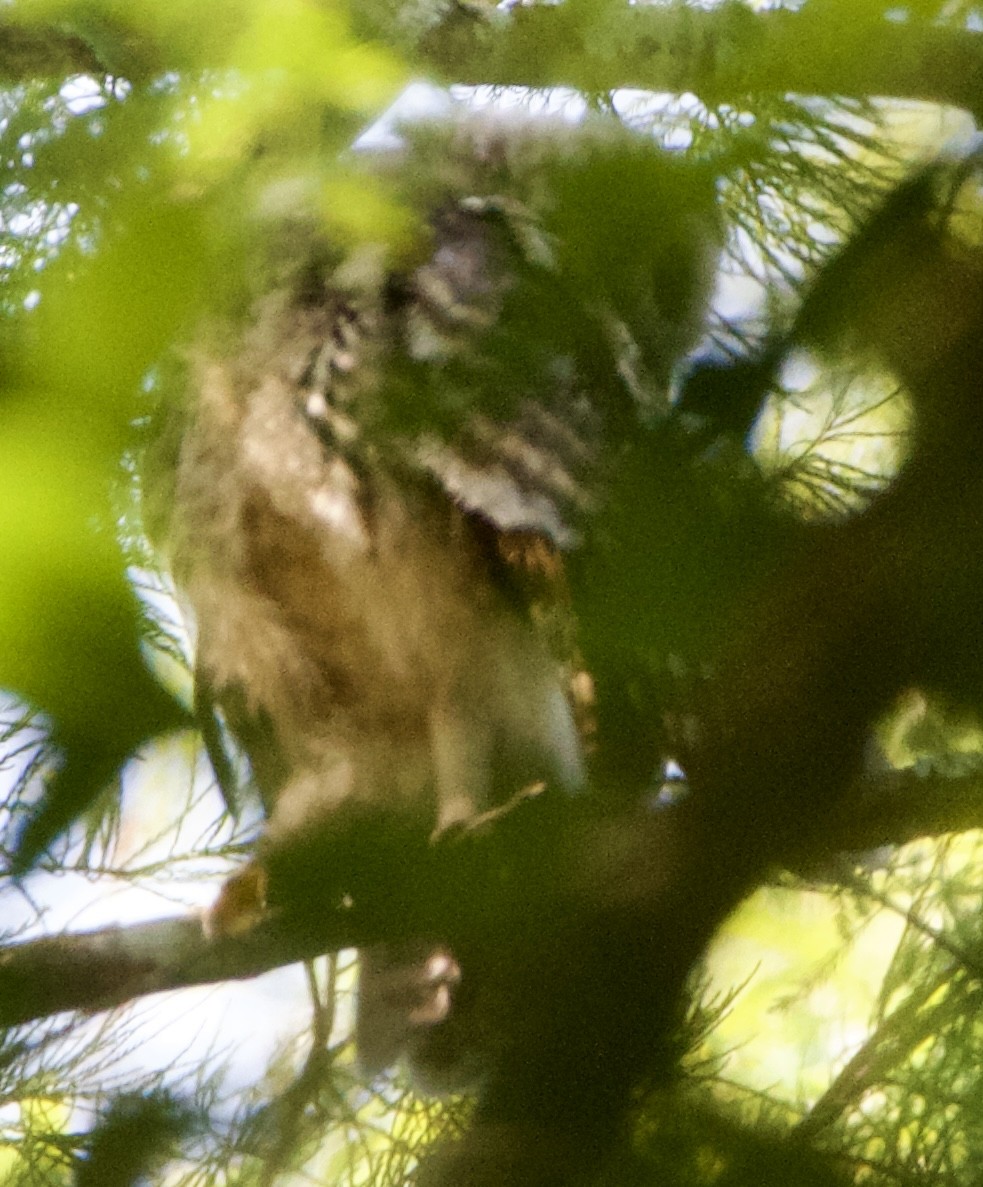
[0,911,315,1029]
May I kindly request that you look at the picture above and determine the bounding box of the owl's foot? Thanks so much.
[202,860,268,939]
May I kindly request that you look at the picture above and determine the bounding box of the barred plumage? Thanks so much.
[158,115,718,1087]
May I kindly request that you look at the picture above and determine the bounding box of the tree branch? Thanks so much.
[403,4,983,122]
[2,5,982,121]
[0,20,105,82]
[2,762,981,1031]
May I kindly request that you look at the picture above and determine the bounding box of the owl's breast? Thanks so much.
[177,344,582,847]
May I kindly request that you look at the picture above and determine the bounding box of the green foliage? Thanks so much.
[0,0,408,867]
[74,1091,198,1187]
[1,3,983,1187]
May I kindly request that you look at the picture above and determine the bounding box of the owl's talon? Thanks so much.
[203,861,268,939]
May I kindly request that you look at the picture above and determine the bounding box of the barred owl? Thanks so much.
[157,114,717,1088]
